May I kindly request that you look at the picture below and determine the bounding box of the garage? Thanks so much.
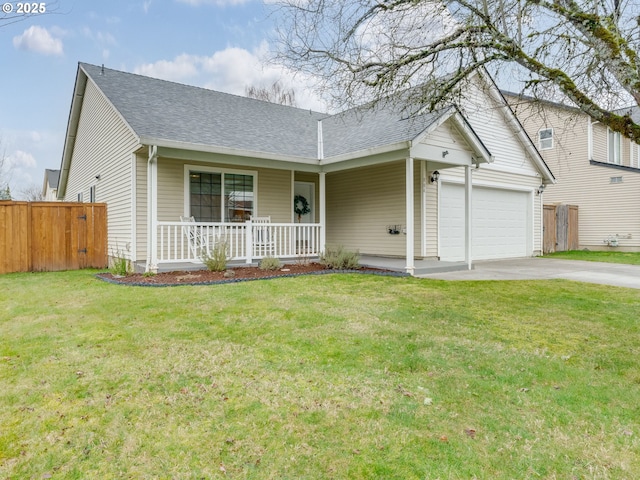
[439,183,530,261]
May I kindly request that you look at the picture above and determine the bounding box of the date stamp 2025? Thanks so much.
[2,2,47,14]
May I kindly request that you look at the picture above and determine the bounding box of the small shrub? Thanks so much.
[110,246,132,276]
[320,245,360,270]
[202,241,229,272]
[295,255,311,266]
[259,256,282,271]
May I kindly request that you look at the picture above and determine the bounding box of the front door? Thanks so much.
[294,181,314,224]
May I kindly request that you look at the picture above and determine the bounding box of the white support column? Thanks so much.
[146,145,158,273]
[405,157,415,275]
[464,164,473,270]
[420,161,427,257]
[319,171,326,254]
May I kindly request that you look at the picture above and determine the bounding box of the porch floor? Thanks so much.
[138,257,469,276]
[359,256,470,275]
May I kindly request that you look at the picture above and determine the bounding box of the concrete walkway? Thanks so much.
[417,257,640,289]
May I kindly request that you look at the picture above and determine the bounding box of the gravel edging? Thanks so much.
[95,269,410,287]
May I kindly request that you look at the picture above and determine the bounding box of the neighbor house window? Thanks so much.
[89,185,96,202]
[539,128,553,150]
[188,169,255,222]
[77,192,83,202]
[608,129,621,164]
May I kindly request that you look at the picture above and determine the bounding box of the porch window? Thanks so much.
[608,129,621,164]
[538,128,553,150]
[189,170,254,222]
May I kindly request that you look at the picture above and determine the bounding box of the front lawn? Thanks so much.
[1,271,639,478]
[545,250,640,265]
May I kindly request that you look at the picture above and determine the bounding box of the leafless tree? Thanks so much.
[0,138,11,200]
[18,183,44,201]
[245,81,298,106]
[273,0,640,141]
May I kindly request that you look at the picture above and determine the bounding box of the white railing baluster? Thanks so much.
[156,221,321,264]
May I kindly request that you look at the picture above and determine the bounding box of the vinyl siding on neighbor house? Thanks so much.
[63,79,138,259]
[509,99,640,250]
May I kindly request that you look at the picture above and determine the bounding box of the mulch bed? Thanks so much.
[96,262,408,287]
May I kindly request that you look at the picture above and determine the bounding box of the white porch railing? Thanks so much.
[155,220,322,264]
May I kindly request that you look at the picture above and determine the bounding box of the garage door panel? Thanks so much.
[440,184,528,261]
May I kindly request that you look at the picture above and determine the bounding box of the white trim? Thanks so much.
[290,170,295,223]
[183,164,258,221]
[607,128,622,165]
[130,153,137,263]
[405,157,415,274]
[319,172,326,253]
[147,145,158,273]
[440,177,537,193]
[464,165,472,269]
[588,118,594,160]
[538,127,553,150]
[420,161,427,257]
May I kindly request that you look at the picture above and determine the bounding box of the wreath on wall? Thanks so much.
[294,195,311,222]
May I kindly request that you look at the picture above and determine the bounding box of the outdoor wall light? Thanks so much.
[95,174,101,180]
[429,171,440,184]
[536,184,546,195]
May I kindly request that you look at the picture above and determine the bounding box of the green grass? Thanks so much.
[545,250,640,265]
[1,270,639,479]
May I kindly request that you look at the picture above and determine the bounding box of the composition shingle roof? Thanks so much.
[81,62,446,161]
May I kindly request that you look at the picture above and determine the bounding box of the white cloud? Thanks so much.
[12,26,64,56]
[133,44,328,111]
[135,54,201,82]
[7,150,37,169]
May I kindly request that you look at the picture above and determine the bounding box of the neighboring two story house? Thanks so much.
[506,93,640,252]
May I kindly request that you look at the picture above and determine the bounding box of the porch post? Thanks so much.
[464,164,472,270]
[319,171,326,254]
[146,145,158,273]
[405,157,415,275]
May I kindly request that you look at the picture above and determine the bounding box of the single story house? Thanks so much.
[58,63,555,274]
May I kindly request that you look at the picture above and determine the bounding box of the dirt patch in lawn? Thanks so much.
[97,262,406,286]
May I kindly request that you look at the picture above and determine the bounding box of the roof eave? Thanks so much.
[57,65,88,198]
[140,136,320,165]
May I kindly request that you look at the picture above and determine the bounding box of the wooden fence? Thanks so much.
[543,204,579,254]
[0,201,107,274]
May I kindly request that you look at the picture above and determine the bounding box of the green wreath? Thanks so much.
[294,195,311,220]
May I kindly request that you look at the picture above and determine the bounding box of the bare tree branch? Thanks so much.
[273,0,640,142]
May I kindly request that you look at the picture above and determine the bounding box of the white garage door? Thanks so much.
[439,183,529,261]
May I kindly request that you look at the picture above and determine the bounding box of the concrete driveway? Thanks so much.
[418,257,640,289]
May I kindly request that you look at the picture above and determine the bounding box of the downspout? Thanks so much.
[145,145,158,273]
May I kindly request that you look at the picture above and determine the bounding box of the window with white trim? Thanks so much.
[77,192,83,202]
[188,170,255,222]
[89,185,96,203]
[608,129,621,164]
[538,128,553,150]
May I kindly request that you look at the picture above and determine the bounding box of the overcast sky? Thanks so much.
[0,0,328,198]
